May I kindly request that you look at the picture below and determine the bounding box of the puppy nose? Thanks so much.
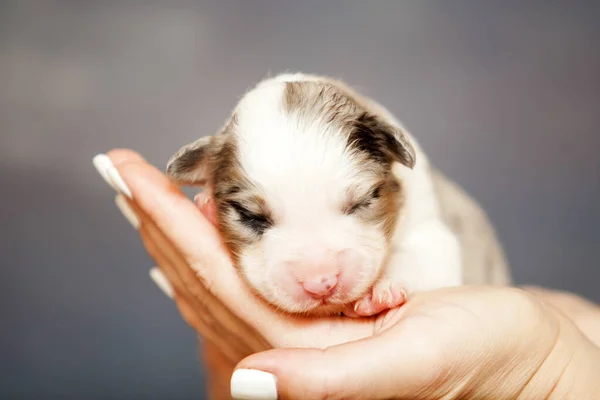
[302,274,338,298]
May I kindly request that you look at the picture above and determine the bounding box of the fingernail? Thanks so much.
[149,268,173,299]
[115,194,140,229]
[93,153,132,198]
[93,154,117,190]
[231,369,278,400]
[106,166,132,199]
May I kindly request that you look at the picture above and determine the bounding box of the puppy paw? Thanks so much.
[349,280,407,317]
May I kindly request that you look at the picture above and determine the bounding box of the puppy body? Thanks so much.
[167,73,510,316]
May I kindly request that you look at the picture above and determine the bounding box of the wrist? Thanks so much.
[202,340,237,400]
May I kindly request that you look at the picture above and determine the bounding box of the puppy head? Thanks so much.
[166,75,416,315]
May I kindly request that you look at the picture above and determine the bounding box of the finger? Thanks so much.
[142,235,270,362]
[106,148,146,166]
[194,192,218,227]
[95,150,229,285]
[232,326,436,400]
[112,191,190,305]
[118,160,226,269]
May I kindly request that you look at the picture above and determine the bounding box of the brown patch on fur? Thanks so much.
[283,81,415,169]
[343,172,403,242]
[210,142,253,264]
[206,121,272,265]
[378,174,404,240]
[284,80,409,241]
[283,81,358,127]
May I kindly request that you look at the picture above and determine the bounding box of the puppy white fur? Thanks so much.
[166,72,464,316]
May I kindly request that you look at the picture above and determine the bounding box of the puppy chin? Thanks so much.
[256,275,381,317]
[272,298,351,317]
[245,277,349,316]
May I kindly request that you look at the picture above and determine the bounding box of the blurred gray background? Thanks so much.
[1,1,599,399]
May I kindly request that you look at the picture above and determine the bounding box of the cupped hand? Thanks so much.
[94,149,600,400]
[236,286,600,400]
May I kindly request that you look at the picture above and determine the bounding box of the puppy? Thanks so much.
[166,73,509,316]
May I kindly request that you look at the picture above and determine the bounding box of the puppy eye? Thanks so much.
[345,186,381,215]
[229,201,273,236]
[346,199,371,214]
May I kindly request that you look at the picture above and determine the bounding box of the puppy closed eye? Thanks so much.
[345,186,381,215]
[229,201,273,235]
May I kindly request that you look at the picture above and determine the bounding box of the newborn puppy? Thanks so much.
[166,73,463,316]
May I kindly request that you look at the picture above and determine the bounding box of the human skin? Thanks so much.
[94,149,600,400]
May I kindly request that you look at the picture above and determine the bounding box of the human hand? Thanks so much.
[234,285,600,400]
[93,149,600,400]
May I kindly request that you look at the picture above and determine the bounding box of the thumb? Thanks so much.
[231,348,341,400]
[230,332,427,400]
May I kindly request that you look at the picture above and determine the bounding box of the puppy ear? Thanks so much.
[350,112,416,169]
[166,135,216,186]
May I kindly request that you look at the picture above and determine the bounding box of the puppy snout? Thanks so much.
[302,273,338,298]
[285,246,368,299]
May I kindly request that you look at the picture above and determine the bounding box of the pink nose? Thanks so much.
[302,274,338,298]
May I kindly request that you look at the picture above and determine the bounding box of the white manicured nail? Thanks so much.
[231,369,278,400]
[106,166,132,199]
[114,194,140,229]
[149,268,173,299]
[93,154,117,190]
